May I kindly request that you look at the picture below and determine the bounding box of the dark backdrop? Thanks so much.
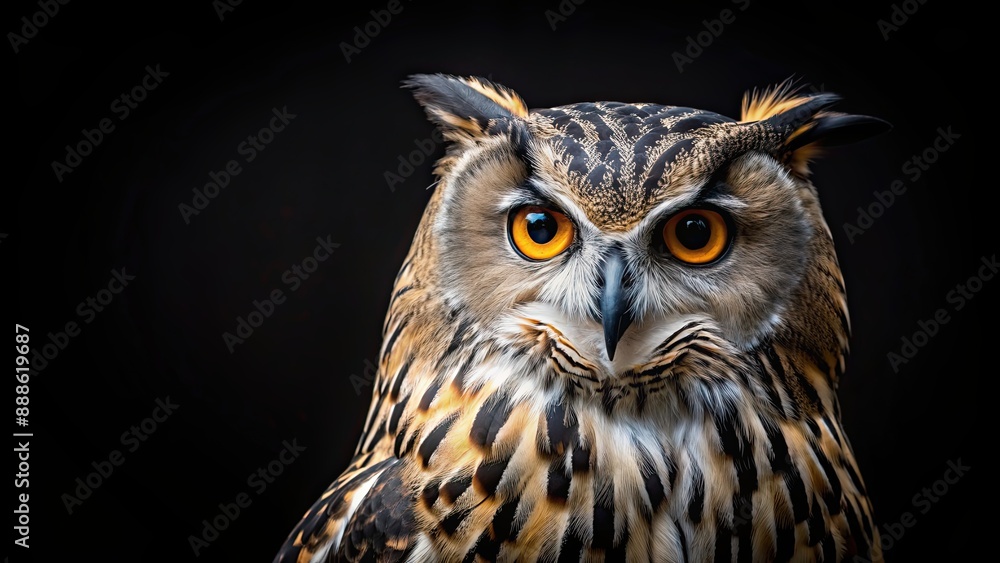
[10,1,985,561]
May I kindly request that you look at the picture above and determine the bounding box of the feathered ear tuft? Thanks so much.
[740,80,814,123]
[741,81,891,176]
[403,74,529,143]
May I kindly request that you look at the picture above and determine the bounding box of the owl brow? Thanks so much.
[693,179,733,203]
[508,177,557,206]
[652,179,729,215]
[642,180,740,232]
[688,182,750,217]
[494,178,544,214]
[685,157,747,207]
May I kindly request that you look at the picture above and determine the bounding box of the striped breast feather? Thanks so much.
[273,457,415,563]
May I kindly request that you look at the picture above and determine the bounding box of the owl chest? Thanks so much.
[402,345,861,560]
[419,410,775,561]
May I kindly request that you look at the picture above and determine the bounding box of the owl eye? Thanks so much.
[661,208,731,265]
[509,205,575,261]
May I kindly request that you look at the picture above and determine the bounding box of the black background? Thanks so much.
[9,1,986,561]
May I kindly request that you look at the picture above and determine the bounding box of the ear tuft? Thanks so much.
[784,113,892,152]
[458,76,529,118]
[403,74,529,142]
[740,80,813,123]
[742,80,891,176]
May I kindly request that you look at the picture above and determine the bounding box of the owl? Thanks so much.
[275,74,889,563]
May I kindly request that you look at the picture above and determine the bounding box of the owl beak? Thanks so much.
[599,248,633,361]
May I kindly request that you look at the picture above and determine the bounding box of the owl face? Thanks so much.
[411,75,887,377]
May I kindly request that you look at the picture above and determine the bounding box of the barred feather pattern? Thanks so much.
[275,75,884,563]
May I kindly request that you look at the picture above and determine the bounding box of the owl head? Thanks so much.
[405,74,888,393]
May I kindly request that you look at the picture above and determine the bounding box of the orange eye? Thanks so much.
[509,206,575,261]
[661,208,730,265]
